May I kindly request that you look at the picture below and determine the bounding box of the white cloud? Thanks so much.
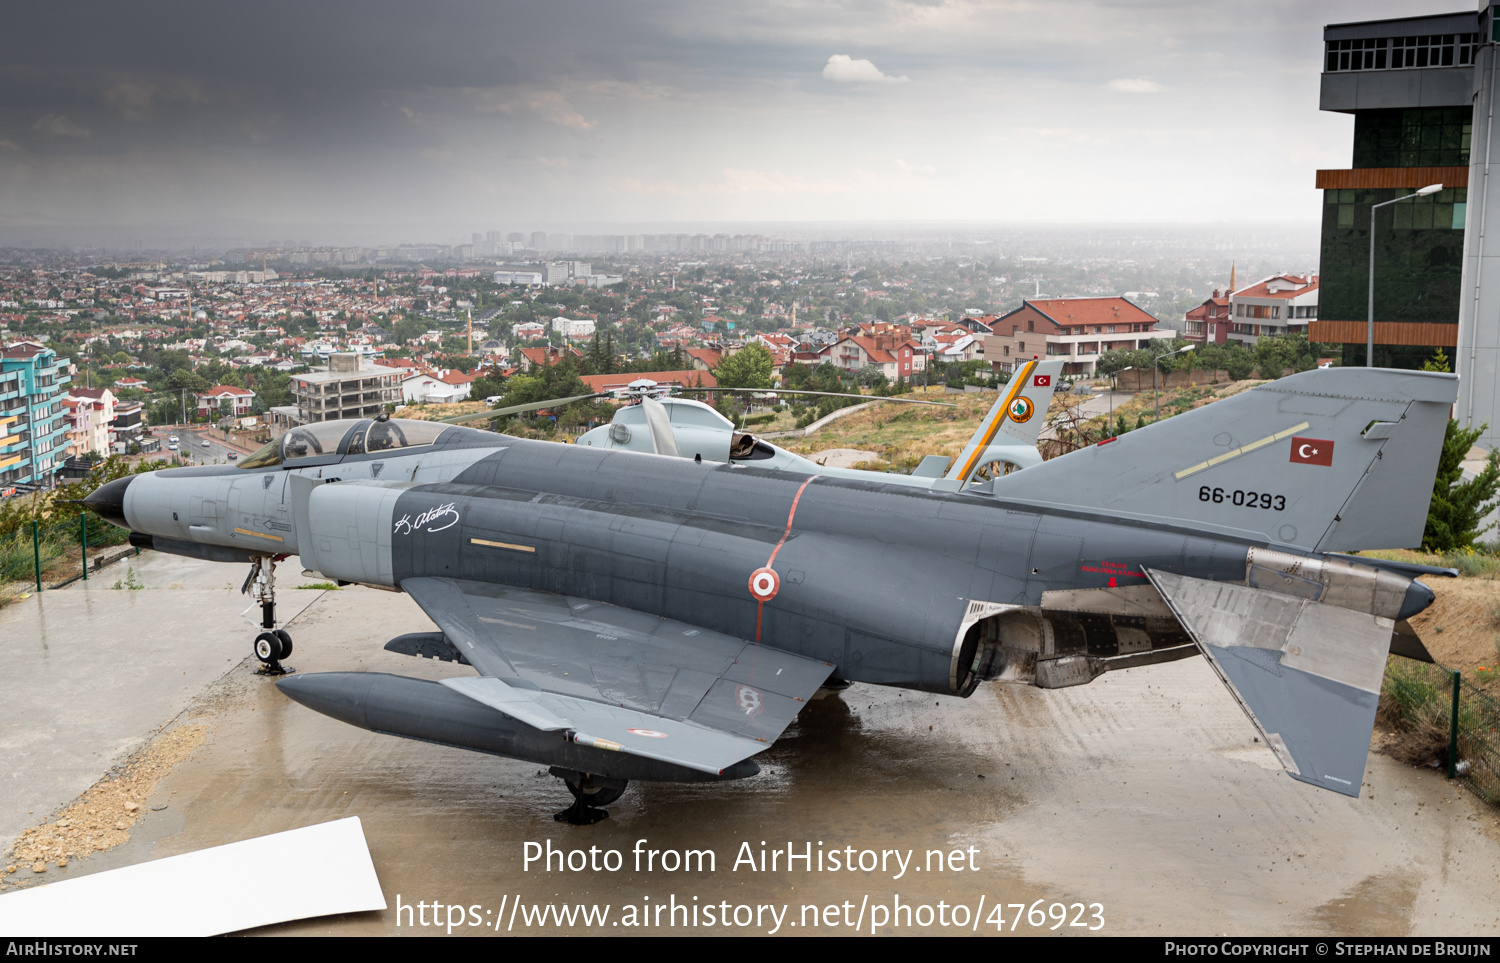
[1107,78,1162,94]
[33,115,90,138]
[822,55,909,84]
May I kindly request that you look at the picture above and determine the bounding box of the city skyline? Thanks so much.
[0,0,1464,246]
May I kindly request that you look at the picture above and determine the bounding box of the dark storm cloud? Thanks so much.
[0,0,1470,240]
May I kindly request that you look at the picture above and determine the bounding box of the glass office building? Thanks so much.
[1317,4,1500,447]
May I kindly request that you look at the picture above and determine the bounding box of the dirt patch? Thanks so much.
[782,392,995,465]
[3,723,208,887]
[1085,379,1264,433]
[1406,578,1500,697]
[397,400,490,422]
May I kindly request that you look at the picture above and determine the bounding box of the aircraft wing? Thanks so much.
[400,577,834,774]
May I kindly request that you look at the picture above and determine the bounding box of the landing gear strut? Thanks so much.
[244,556,293,676]
[550,767,627,825]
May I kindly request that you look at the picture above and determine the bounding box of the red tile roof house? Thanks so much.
[983,297,1175,376]
[195,385,257,417]
[1183,291,1232,345]
[577,370,718,394]
[401,368,475,403]
[819,334,923,381]
[1226,275,1319,348]
[684,348,722,372]
[517,345,584,373]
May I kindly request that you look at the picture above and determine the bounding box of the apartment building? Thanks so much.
[1226,275,1321,347]
[0,341,73,489]
[286,352,403,428]
[983,298,1174,376]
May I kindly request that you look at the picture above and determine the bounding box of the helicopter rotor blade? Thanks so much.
[639,396,682,457]
[439,393,610,425]
[690,387,957,408]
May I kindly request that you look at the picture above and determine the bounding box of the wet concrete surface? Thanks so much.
[5,551,1500,936]
[0,553,319,853]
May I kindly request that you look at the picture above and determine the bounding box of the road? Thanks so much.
[155,427,253,467]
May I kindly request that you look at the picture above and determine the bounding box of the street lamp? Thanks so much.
[1368,183,1443,367]
[1153,344,1194,422]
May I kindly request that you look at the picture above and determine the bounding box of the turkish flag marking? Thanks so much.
[1033,374,1051,387]
[1290,437,1334,466]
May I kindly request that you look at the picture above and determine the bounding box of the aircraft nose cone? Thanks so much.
[83,476,133,528]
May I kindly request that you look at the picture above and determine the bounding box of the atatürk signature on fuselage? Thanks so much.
[394,502,459,535]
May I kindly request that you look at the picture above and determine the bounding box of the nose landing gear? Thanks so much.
[244,556,294,676]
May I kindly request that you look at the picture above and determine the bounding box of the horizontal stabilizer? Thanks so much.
[1147,569,1392,797]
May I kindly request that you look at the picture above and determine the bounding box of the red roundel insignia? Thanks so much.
[748,566,780,601]
[628,728,669,739]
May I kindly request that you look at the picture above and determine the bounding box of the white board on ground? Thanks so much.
[0,817,386,936]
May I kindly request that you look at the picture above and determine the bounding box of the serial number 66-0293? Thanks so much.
[1198,486,1286,511]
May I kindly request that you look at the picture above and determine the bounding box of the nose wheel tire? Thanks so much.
[253,631,293,676]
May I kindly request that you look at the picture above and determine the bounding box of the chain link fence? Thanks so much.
[1381,658,1500,806]
[0,511,135,593]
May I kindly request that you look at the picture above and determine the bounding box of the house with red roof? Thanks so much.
[195,385,256,417]
[577,370,717,395]
[1226,275,1319,347]
[984,298,1174,376]
[401,368,475,403]
[819,333,923,381]
[1183,291,1232,345]
[517,345,583,373]
[684,347,722,372]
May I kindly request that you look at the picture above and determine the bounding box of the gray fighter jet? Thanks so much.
[85,366,1455,823]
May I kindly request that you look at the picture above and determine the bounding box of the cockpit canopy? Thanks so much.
[239,418,451,469]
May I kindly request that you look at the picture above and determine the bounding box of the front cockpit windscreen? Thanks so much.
[236,418,451,469]
[280,422,356,461]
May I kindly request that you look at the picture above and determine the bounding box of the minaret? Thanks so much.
[1229,262,1237,294]
[467,309,473,355]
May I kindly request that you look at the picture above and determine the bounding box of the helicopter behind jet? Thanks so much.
[575,358,1065,492]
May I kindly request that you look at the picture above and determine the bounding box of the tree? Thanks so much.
[713,342,774,390]
[1424,419,1500,551]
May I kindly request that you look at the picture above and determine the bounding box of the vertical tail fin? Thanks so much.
[946,358,1063,484]
[993,368,1458,553]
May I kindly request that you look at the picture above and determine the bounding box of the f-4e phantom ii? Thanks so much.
[85,366,1456,823]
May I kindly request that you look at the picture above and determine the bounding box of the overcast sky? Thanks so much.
[0,1,1473,246]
